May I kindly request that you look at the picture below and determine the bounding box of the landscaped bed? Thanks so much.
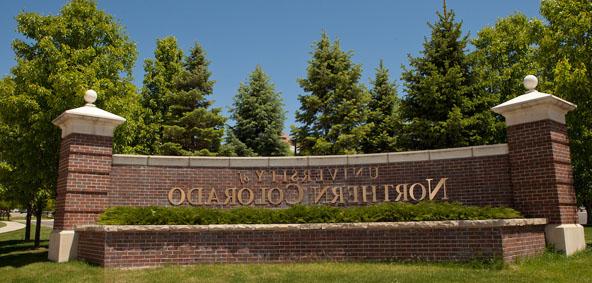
[98,202,522,225]
[74,203,542,268]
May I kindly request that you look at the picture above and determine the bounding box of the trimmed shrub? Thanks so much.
[98,202,522,225]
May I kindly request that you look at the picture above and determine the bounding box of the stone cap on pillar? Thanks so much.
[52,90,126,137]
[492,75,576,126]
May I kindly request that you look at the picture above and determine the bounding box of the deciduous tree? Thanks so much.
[470,13,544,142]
[471,13,544,104]
[0,0,140,246]
[538,0,592,222]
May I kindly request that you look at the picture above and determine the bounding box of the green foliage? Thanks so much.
[229,66,288,156]
[294,32,371,155]
[536,0,592,219]
[363,60,401,153]
[98,202,521,225]
[469,1,592,219]
[161,43,226,155]
[140,37,183,154]
[218,130,257,157]
[400,6,499,150]
[0,188,12,220]
[471,13,544,143]
[472,13,544,104]
[141,37,225,155]
[0,0,139,209]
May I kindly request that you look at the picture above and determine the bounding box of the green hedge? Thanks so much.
[98,202,522,225]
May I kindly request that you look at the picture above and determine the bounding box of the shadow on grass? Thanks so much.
[0,250,48,268]
[0,240,47,253]
[0,240,50,268]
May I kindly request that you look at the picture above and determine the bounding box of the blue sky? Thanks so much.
[0,0,541,132]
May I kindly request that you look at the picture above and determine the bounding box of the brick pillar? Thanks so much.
[48,90,125,262]
[492,75,585,255]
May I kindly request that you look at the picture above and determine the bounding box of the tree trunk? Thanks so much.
[24,207,32,241]
[585,202,591,226]
[34,206,42,248]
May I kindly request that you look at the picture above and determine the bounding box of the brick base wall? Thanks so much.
[76,219,546,268]
[501,226,547,262]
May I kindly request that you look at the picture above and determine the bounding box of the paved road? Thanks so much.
[0,221,26,233]
[39,220,54,228]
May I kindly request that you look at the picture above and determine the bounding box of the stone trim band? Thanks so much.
[112,143,509,168]
[75,218,547,232]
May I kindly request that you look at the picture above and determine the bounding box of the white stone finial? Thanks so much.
[53,89,126,138]
[84,89,97,105]
[493,74,576,126]
[523,75,538,92]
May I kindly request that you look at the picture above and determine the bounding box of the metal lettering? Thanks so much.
[168,187,186,206]
[237,188,255,205]
[285,183,304,204]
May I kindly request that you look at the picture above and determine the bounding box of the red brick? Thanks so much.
[76,224,546,267]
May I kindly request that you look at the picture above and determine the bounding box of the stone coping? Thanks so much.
[112,143,508,168]
[75,218,545,232]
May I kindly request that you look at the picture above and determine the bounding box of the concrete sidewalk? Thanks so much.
[14,219,54,229]
[0,221,26,233]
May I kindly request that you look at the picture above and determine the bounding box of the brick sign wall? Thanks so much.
[109,145,512,209]
[49,79,587,264]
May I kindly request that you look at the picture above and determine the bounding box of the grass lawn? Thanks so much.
[0,221,6,228]
[0,226,591,283]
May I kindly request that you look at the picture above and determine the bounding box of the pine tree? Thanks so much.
[363,60,400,153]
[218,131,256,157]
[399,5,498,150]
[141,36,184,154]
[294,32,371,155]
[160,43,226,155]
[230,66,288,156]
[141,38,225,155]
